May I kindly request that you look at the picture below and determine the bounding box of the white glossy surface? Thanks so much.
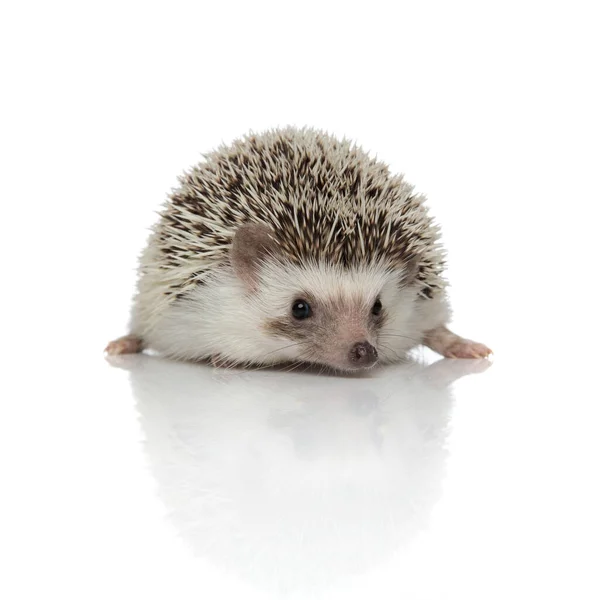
[4,349,599,599]
[2,1,599,598]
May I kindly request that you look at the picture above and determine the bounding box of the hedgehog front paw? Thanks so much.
[424,325,492,360]
[442,339,492,359]
[105,335,143,356]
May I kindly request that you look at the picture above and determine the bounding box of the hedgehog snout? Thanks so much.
[348,341,378,368]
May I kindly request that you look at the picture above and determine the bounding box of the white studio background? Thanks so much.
[1,0,598,351]
[1,1,599,599]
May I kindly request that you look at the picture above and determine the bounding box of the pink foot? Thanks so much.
[424,325,492,359]
[104,335,143,356]
[442,339,492,359]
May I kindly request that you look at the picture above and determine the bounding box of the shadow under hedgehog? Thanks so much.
[106,127,491,371]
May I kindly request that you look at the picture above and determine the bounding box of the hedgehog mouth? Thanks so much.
[319,346,380,373]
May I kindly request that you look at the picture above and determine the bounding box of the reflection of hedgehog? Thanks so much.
[112,355,488,595]
[106,128,491,370]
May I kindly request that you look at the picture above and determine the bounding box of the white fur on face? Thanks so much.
[143,260,450,370]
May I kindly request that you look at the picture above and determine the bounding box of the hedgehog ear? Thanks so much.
[401,254,420,286]
[231,222,278,289]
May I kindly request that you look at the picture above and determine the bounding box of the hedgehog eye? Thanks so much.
[292,299,312,320]
[372,298,383,316]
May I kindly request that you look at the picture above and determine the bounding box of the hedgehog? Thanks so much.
[106,127,491,371]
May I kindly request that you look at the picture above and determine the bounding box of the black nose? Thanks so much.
[348,341,378,367]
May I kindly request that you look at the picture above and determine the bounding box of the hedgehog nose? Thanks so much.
[349,341,378,367]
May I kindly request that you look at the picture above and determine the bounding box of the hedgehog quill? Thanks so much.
[106,127,491,371]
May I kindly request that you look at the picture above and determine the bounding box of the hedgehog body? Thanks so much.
[107,127,491,370]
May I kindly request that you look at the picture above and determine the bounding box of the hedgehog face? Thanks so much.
[255,260,420,372]
[266,291,381,370]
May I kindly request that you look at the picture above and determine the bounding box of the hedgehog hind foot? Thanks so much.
[105,334,144,356]
[424,325,492,359]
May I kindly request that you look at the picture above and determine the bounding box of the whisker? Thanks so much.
[378,342,404,363]
[379,333,421,344]
[282,361,306,374]
[260,340,311,360]
[227,343,309,373]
